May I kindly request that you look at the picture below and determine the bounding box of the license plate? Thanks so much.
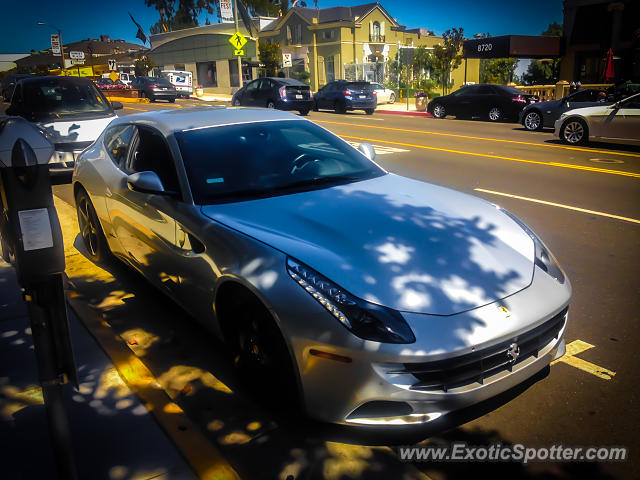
[296,94,303,99]
[359,95,366,99]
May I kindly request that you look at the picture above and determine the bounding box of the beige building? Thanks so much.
[258,3,479,91]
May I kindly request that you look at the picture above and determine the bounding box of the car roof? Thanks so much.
[267,77,306,86]
[19,75,94,87]
[109,106,306,136]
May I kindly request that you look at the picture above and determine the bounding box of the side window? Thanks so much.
[104,125,134,167]
[246,80,259,92]
[570,90,592,102]
[451,88,468,97]
[261,79,273,90]
[477,86,494,95]
[128,127,180,193]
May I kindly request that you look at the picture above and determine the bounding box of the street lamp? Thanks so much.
[37,21,66,72]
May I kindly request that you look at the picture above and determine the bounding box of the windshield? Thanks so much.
[147,77,171,85]
[346,82,372,91]
[21,79,112,120]
[176,120,385,204]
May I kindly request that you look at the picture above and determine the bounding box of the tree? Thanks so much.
[146,0,216,33]
[521,22,563,85]
[135,56,156,76]
[480,58,519,84]
[432,27,464,95]
[258,40,281,76]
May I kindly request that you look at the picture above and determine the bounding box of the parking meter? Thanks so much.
[0,115,78,479]
[0,116,65,284]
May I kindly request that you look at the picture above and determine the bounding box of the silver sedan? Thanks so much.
[73,107,571,425]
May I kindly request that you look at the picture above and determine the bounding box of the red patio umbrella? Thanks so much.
[603,48,615,82]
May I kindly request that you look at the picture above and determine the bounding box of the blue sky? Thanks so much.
[2,0,563,75]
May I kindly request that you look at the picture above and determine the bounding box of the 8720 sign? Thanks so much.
[477,43,493,52]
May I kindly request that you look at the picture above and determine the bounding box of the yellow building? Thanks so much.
[258,3,479,91]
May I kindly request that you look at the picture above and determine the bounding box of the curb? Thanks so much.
[106,96,151,104]
[376,109,433,117]
[192,96,232,103]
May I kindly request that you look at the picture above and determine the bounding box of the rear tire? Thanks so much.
[75,188,110,264]
[488,106,503,122]
[334,101,346,114]
[561,118,588,145]
[168,97,175,103]
[312,101,319,112]
[299,109,310,116]
[389,93,395,104]
[364,108,374,115]
[432,103,446,118]
[266,100,276,109]
[523,110,543,131]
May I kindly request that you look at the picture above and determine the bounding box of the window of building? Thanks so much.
[174,63,185,71]
[323,30,334,41]
[196,62,217,87]
[324,56,335,83]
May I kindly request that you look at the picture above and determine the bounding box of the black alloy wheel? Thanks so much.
[76,189,109,263]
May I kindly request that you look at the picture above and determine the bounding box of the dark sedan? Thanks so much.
[130,76,177,103]
[519,89,609,131]
[313,80,377,115]
[427,84,539,122]
[232,77,313,115]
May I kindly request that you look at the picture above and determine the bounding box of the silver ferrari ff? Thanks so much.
[73,107,571,425]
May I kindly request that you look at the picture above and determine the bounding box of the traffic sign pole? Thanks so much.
[233,0,242,88]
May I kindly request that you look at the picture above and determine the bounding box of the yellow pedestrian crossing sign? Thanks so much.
[229,32,247,49]
[233,49,244,56]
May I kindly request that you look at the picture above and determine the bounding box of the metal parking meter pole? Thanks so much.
[0,117,78,480]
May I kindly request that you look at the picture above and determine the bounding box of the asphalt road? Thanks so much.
[3,98,639,479]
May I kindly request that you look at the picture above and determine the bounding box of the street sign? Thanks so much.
[282,53,292,68]
[229,32,247,50]
[107,59,117,71]
[233,49,244,56]
[70,59,85,65]
[69,51,85,60]
[220,0,234,23]
[51,34,61,56]
[109,71,119,82]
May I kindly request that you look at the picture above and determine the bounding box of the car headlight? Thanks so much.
[500,209,565,284]
[286,258,416,344]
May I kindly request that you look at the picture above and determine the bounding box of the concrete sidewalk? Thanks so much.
[0,260,196,479]
[376,101,433,117]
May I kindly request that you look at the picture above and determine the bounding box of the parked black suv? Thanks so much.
[313,80,377,115]
[427,84,539,122]
[232,77,313,115]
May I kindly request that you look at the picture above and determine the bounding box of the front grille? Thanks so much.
[54,141,92,152]
[389,307,568,392]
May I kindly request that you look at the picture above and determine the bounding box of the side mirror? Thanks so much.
[111,101,123,110]
[358,142,376,161]
[127,171,167,195]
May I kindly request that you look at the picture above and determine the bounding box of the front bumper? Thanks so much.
[275,264,571,425]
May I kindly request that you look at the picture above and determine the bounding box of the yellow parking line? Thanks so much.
[552,340,616,380]
[317,119,640,158]
[339,134,640,179]
[474,188,640,224]
[123,106,147,112]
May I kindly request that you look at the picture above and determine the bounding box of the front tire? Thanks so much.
[523,110,543,131]
[168,97,175,103]
[75,188,110,263]
[488,106,503,122]
[334,101,346,114]
[389,93,395,104]
[561,118,588,145]
[432,103,446,118]
[299,109,310,116]
[266,100,276,109]
[232,98,241,106]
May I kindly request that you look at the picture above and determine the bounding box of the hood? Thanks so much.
[202,174,535,315]
[37,115,115,145]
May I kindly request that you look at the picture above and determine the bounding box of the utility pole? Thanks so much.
[233,0,243,88]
